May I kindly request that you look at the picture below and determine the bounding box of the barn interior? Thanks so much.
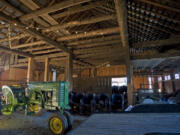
[0,0,180,135]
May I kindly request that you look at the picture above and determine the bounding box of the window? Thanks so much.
[175,73,180,79]
[164,75,171,81]
[148,77,152,89]
[112,77,127,87]
[158,77,162,81]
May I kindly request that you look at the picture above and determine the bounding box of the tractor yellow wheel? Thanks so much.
[48,113,68,135]
[50,117,63,134]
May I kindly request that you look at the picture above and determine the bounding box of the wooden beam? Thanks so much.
[20,0,91,21]
[114,0,129,47]
[23,45,53,52]
[74,39,121,49]
[52,1,104,19]
[19,0,69,35]
[0,45,33,57]
[44,57,49,82]
[137,0,180,13]
[44,14,116,32]
[114,0,133,105]
[11,41,46,49]
[27,57,35,82]
[132,49,180,60]
[0,33,29,43]
[68,35,121,46]
[74,44,122,54]
[134,37,180,48]
[0,12,71,54]
[65,54,73,91]
[57,27,119,41]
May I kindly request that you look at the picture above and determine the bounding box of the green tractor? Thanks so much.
[1,81,73,135]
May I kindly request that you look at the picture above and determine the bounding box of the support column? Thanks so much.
[44,57,49,82]
[162,75,166,94]
[65,54,73,91]
[27,57,35,82]
[114,0,133,105]
[126,47,134,105]
[171,74,176,92]
[91,67,97,78]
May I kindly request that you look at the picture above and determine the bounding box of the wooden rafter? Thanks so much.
[0,46,33,57]
[136,0,180,13]
[20,0,91,21]
[52,1,104,19]
[0,12,70,53]
[134,37,180,48]
[57,27,119,41]
[114,0,129,47]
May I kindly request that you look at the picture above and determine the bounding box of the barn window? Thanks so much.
[158,77,162,81]
[175,73,180,79]
[111,77,127,87]
[164,75,171,81]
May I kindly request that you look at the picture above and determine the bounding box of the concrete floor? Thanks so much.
[0,112,87,135]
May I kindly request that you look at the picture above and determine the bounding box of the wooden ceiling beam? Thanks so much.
[132,49,180,60]
[57,27,120,41]
[114,0,129,47]
[11,41,46,49]
[0,12,71,54]
[20,0,91,21]
[52,1,104,19]
[68,35,121,46]
[23,45,53,52]
[134,37,180,48]
[0,46,33,57]
[73,39,121,49]
[44,14,116,32]
[74,45,123,55]
[0,33,29,43]
[136,0,180,13]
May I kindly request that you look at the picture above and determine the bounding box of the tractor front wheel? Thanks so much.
[64,111,73,131]
[48,113,68,135]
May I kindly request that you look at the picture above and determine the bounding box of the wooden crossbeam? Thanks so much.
[74,45,123,55]
[74,39,121,49]
[132,49,180,60]
[20,0,91,21]
[52,1,104,19]
[44,15,116,32]
[134,37,180,48]
[19,0,69,35]
[137,0,180,13]
[0,12,71,54]
[57,27,119,41]
[0,46,33,57]
[11,41,46,49]
[114,0,129,47]
[0,33,29,43]
[68,35,121,46]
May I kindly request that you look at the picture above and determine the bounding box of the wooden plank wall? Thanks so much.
[0,68,27,87]
[75,65,149,94]
[0,68,45,88]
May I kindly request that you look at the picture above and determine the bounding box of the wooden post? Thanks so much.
[126,47,134,105]
[27,57,35,82]
[44,57,49,82]
[162,76,166,94]
[91,67,97,78]
[114,0,133,105]
[171,74,176,92]
[65,54,73,91]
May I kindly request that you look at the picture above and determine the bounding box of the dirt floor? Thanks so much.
[0,111,88,135]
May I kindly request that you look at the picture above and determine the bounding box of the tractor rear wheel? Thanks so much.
[48,113,68,135]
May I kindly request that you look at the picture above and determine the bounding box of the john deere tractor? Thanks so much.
[1,81,73,135]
